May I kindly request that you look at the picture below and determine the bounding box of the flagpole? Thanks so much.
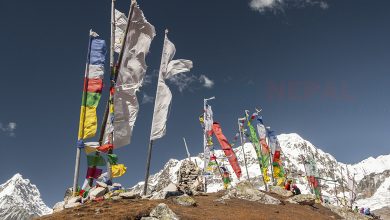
[237,118,250,181]
[143,29,169,196]
[96,0,137,186]
[73,31,94,196]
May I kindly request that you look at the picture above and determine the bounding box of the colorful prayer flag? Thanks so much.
[211,122,242,179]
[78,31,106,140]
[111,164,127,178]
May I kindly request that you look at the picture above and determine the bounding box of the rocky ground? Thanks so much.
[39,190,342,220]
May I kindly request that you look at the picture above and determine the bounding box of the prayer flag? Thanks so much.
[78,31,106,140]
[150,33,193,141]
[110,5,156,148]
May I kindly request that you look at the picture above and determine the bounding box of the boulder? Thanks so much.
[286,194,316,206]
[89,187,107,199]
[140,217,158,220]
[53,201,65,213]
[150,203,179,220]
[269,185,293,197]
[224,181,281,205]
[63,187,73,203]
[64,202,82,209]
[150,183,182,200]
[173,194,197,207]
[67,196,81,205]
[119,191,141,199]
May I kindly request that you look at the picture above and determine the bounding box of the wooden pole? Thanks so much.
[143,29,169,196]
[72,31,94,196]
[238,118,250,181]
[143,140,153,195]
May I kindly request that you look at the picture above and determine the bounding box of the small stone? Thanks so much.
[140,217,158,220]
[96,181,108,188]
[173,194,197,206]
[150,203,179,220]
[112,183,122,187]
[89,187,107,199]
[119,191,141,199]
[111,196,122,201]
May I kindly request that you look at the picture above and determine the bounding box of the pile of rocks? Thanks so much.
[176,160,203,195]
[219,181,281,205]
[53,181,141,213]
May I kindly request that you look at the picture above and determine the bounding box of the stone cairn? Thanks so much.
[177,160,204,195]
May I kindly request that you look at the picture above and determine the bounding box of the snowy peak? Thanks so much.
[131,133,390,212]
[0,173,52,220]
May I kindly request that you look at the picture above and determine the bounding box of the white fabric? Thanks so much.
[88,65,105,79]
[203,105,213,171]
[149,36,192,141]
[114,9,128,53]
[110,6,155,148]
[256,123,267,140]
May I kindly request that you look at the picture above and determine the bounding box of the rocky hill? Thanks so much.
[0,174,52,220]
[129,133,390,213]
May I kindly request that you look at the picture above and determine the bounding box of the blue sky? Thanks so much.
[0,0,389,206]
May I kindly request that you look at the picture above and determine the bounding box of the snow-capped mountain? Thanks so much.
[131,133,390,212]
[0,173,52,220]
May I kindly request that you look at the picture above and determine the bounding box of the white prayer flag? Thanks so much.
[114,9,128,53]
[149,34,193,141]
[105,6,155,148]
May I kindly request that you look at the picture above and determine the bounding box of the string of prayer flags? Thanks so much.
[78,31,107,140]
[268,130,285,186]
[245,111,271,183]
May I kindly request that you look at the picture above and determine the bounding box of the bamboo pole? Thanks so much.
[73,31,93,196]
[238,118,250,181]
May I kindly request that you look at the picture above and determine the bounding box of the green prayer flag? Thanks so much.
[87,155,106,166]
[107,154,118,165]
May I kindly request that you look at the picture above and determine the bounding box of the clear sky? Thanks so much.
[0,0,389,207]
